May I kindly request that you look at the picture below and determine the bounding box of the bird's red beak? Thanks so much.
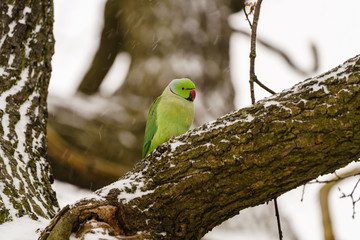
[190,89,196,101]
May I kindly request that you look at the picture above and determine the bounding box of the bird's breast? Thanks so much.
[157,95,194,137]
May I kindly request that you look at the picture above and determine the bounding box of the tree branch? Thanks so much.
[254,75,276,94]
[47,125,131,186]
[249,0,263,104]
[41,54,360,239]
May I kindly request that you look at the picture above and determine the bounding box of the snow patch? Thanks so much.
[8,21,16,37]
[8,54,15,66]
[0,67,5,77]
[34,24,42,33]
[263,100,293,114]
[169,140,186,152]
[203,142,215,148]
[244,114,255,122]
[263,100,280,108]
[309,82,330,94]
[7,5,13,17]
[69,226,119,240]
[16,94,34,161]
[0,216,49,240]
[25,41,32,58]
[97,171,154,204]
[19,7,31,24]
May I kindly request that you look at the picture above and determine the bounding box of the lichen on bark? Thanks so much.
[0,0,58,223]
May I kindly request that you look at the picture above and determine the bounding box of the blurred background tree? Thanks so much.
[48,0,244,189]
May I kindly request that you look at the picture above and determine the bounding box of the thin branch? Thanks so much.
[243,7,252,28]
[274,198,283,240]
[308,171,360,185]
[339,178,360,218]
[301,184,306,202]
[248,0,263,104]
[254,75,276,94]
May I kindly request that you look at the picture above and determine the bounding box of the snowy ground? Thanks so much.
[2,0,360,239]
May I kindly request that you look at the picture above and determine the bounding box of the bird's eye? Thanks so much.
[181,87,185,90]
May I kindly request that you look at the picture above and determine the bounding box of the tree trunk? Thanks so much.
[0,0,58,223]
[41,55,360,239]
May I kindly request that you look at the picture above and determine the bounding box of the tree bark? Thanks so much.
[0,0,58,223]
[41,55,360,239]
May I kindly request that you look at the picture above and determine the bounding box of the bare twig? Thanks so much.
[339,178,360,218]
[248,0,263,104]
[243,7,252,28]
[254,75,276,94]
[274,198,283,240]
[309,171,360,185]
[301,184,306,202]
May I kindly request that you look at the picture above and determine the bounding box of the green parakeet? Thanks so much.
[142,78,196,158]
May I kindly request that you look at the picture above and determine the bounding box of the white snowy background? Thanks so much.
[1,0,360,239]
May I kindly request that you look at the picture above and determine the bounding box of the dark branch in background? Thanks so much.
[234,28,319,77]
[47,126,131,185]
[77,0,125,95]
[245,1,283,239]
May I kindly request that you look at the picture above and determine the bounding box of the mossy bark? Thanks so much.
[41,55,360,239]
[0,0,58,223]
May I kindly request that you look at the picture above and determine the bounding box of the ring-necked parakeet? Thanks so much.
[142,78,196,158]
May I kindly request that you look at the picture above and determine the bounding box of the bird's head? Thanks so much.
[169,78,196,102]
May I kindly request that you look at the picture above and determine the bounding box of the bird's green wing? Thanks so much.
[142,96,161,158]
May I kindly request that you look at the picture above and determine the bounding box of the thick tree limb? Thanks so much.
[41,54,360,239]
